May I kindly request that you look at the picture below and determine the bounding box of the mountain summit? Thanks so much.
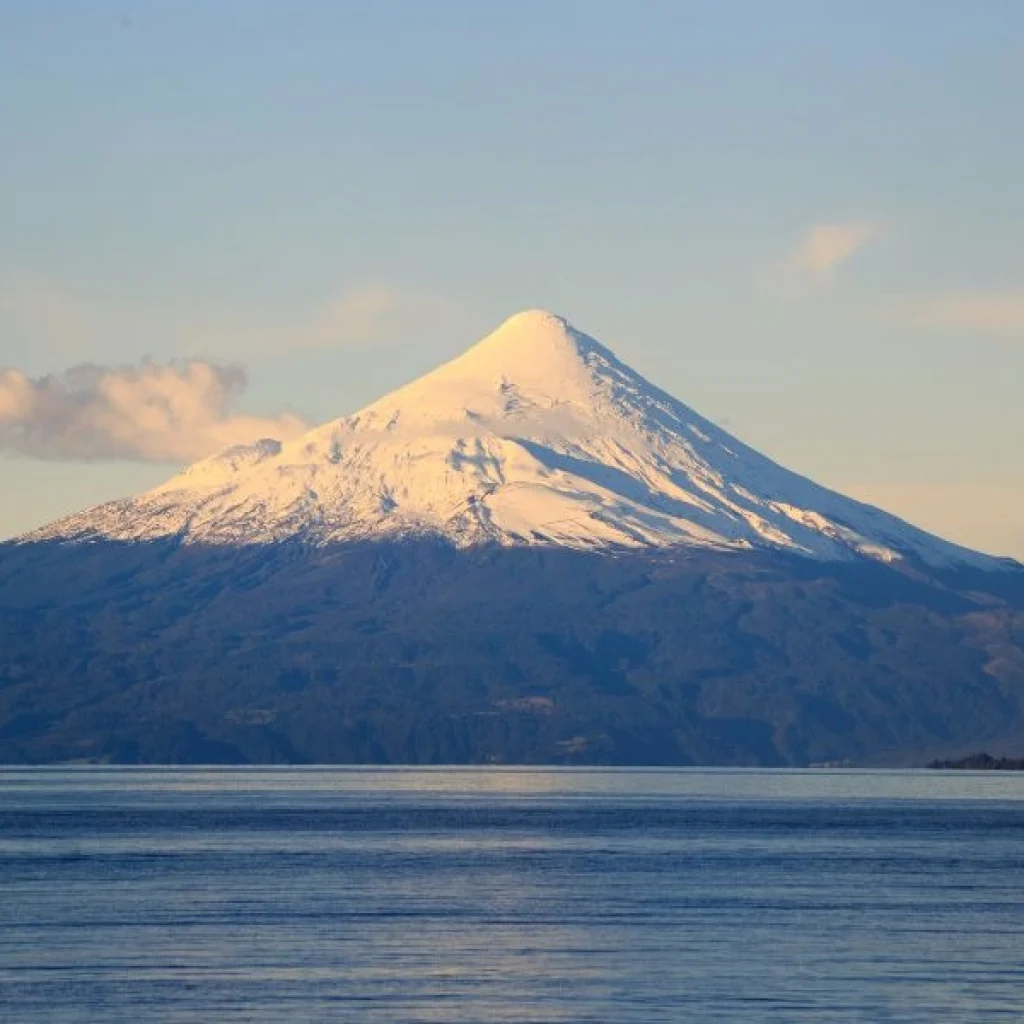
[27,310,1007,569]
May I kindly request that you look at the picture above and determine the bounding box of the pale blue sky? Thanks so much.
[1,1,1022,554]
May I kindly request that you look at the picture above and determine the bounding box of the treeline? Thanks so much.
[928,752,1024,770]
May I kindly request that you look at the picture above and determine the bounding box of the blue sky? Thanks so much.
[1,1,1022,555]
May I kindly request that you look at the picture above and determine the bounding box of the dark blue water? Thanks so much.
[3,768,1024,1022]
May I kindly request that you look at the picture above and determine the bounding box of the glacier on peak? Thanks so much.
[20,310,1015,571]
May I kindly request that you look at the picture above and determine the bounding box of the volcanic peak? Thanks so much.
[19,310,1018,572]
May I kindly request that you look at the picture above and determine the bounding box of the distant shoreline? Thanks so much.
[928,753,1024,770]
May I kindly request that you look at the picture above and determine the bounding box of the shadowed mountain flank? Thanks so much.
[1,537,1022,765]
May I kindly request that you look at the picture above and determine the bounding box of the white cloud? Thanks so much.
[0,360,309,462]
[785,220,883,283]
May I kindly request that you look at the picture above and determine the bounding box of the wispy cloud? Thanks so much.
[908,291,1024,333]
[786,221,883,282]
[0,275,456,357]
[761,220,885,297]
[253,283,459,351]
[0,360,309,462]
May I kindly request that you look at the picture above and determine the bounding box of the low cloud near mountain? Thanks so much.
[0,359,308,462]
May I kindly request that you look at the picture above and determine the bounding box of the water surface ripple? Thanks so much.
[2,767,1024,1022]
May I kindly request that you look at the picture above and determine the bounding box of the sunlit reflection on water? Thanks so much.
[3,768,1024,1021]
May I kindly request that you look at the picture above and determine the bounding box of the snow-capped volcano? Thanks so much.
[24,310,1011,569]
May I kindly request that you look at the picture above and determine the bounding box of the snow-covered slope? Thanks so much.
[22,310,1014,569]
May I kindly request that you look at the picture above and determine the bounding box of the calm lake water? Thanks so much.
[3,768,1024,1022]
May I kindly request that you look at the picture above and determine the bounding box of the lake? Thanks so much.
[2,767,1024,1021]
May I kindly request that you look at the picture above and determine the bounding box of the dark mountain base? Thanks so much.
[1,538,1022,766]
